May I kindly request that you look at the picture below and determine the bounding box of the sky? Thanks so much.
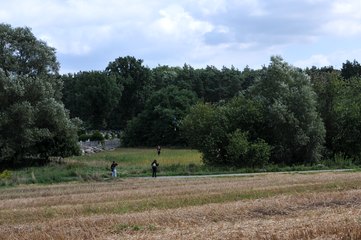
[1,0,361,74]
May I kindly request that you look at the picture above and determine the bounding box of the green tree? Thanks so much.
[198,66,222,102]
[182,95,269,167]
[341,60,361,80]
[0,23,59,77]
[248,56,325,164]
[151,65,179,89]
[105,56,153,129]
[196,65,244,103]
[226,130,271,168]
[307,67,342,157]
[309,67,361,161]
[0,24,79,167]
[62,71,121,129]
[122,85,197,146]
[333,77,361,160]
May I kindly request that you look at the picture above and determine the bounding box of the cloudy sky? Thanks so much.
[1,0,361,73]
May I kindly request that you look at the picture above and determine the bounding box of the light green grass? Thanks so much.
[73,147,202,167]
[1,147,358,187]
[0,148,203,186]
[70,147,204,177]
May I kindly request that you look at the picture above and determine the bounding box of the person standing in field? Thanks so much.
[151,159,159,177]
[157,145,161,155]
[111,161,118,177]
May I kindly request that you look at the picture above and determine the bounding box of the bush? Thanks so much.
[89,131,104,141]
[226,130,271,168]
[79,134,91,142]
[0,170,12,180]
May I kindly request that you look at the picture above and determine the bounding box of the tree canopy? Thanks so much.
[247,56,325,164]
[3,23,361,169]
[0,23,59,77]
[182,57,325,166]
[62,71,121,129]
[0,24,79,167]
[122,85,197,146]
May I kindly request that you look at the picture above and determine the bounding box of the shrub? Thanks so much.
[79,134,91,142]
[0,170,12,180]
[89,131,104,141]
[226,130,271,168]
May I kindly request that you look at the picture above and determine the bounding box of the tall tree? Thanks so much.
[333,77,361,160]
[122,85,197,146]
[248,56,325,164]
[181,95,270,167]
[0,24,79,167]
[105,56,153,129]
[307,67,342,157]
[341,60,361,80]
[196,65,244,103]
[62,71,121,129]
[0,23,59,77]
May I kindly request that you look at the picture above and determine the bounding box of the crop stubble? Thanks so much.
[1,172,361,239]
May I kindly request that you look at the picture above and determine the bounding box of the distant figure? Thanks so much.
[157,145,161,155]
[111,161,118,177]
[151,159,159,177]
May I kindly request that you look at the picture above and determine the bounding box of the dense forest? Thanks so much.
[1,24,361,168]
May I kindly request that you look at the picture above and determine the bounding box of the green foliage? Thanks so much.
[182,95,269,167]
[248,56,325,164]
[79,134,91,142]
[105,56,153,129]
[308,69,341,156]
[332,77,361,161]
[309,67,361,162]
[90,131,104,142]
[0,24,80,167]
[341,59,361,80]
[122,85,197,146]
[62,71,121,129]
[226,130,271,168]
[183,57,325,167]
[196,66,244,102]
[0,23,59,77]
[0,170,12,179]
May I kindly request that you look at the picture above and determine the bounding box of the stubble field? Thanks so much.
[1,171,361,239]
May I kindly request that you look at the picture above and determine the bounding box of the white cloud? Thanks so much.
[193,0,227,15]
[0,9,10,20]
[293,47,361,69]
[321,0,361,36]
[331,0,361,18]
[323,20,361,36]
[150,5,213,38]
[2,0,361,73]
[191,0,266,17]
[294,55,331,68]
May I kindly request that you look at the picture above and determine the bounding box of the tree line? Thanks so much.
[1,23,361,168]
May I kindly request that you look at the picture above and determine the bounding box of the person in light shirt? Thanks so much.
[151,159,159,177]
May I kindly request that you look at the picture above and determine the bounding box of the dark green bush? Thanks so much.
[79,134,91,141]
[90,131,104,141]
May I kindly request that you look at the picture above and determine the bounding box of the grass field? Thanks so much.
[73,147,203,175]
[1,171,361,239]
[2,147,351,187]
[0,148,203,186]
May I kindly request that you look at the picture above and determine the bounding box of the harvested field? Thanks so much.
[1,171,361,239]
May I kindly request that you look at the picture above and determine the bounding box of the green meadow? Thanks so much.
[73,147,204,177]
[0,147,356,187]
[0,148,203,186]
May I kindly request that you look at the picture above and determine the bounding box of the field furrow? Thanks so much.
[1,172,361,239]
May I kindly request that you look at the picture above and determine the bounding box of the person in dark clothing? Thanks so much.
[151,159,159,177]
[157,145,161,155]
[110,161,118,177]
